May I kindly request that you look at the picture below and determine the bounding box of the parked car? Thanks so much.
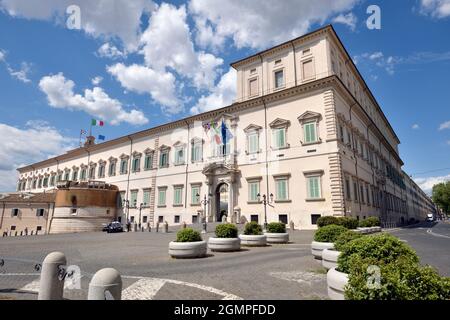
[426,214,434,222]
[101,223,110,232]
[106,222,124,233]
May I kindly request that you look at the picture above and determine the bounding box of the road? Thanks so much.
[0,228,328,300]
[388,221,450,276]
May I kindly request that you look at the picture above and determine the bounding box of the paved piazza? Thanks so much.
[0,227,329,300]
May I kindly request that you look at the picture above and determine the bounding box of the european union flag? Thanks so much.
[221,120,233,144]
[98,135,106,141]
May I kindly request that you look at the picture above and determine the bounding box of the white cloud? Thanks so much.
[97,42,127,59]
[419,0,450,18]
[107,63,182,114]
[6,61,31,83]
[0,50,5,61]
[0,120,77,192]
[39,72,148,125]
[189,0,360,50]
[439,120,450,130]
[91,76,103,86]
[332,12,357,31]
[414,174,450,194]
[412,124,420,130]
[0,0,155,50]
[140,3,223,90]
[190,68,236,114]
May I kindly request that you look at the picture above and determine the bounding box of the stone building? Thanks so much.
[14,25,435,230]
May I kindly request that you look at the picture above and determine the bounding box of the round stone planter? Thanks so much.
[322,248,341,270]
[327,267,348,300]
[373,226,382,232]
[264,232,289,244]
[168,241,207,259]
[239,234,267,247]
[208,237,241,252]
[311,241,334,260]
[356,227,370,234]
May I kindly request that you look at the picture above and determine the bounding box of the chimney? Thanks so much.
[84,135,95,147]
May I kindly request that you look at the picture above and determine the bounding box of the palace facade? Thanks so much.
[14,25,436,230]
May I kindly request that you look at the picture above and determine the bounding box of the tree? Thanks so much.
[432,181,450,214]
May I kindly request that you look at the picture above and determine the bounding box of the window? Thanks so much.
[191,140,202,162]
[302,48,311,56]
[130,216,135,223]
[143,189,151,207]
[247,132,259,154]
[143,216,148,223]
[130,190,138,208]
[274,70,284,89]
[306,176,321,199]
[158,216,164,223]
[251,215,259,223]
[36,208,45,217]
[174,215,180,223]
[43,177,49,188]
[275,178,288,201]
[311,214,321,225]
[64,171,70,181]
[249,78,258,96]
[248,181,260,202]
[279,214,288,224]
[89,167,95,179]
[11,208,19,217]
[192,215,198,224]
[339,125,345,143]
[132,157,140,172]
[158,188,166,206]
[159,150,169,168]
[353,182,359,202]
[173,186,183,206]
[366,186,371,206]
[302,59,315,80]
[345,178,351,200]
[98,164,105,178]
[303,122,317,143]
[80,169,87,180]
[360,185,365,204]
[120,159,128,174]
[72,170,78,181]
[144,153,153,170]
[191,185,200,205]
[174,146,185,165]
[50,175,55,186]
[273,128,286,149]
[109,161,116,176]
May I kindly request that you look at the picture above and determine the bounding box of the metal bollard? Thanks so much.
[148,225,151,232]
[156,223,159,233]
[290,221,295,231]
[164,221,168,233]
[88,268,122,300]
[38,251,67,300]
[133,223,137,232]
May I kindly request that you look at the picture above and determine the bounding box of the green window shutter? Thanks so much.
[174,187,182,205]
[143,190,150,206]
[276,179,287,200]
[158,190,166,205]
[249,182,259,201]
[191,186,199,204]
[308,177,320,198]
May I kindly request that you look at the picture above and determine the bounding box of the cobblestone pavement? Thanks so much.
[0,228,328,300]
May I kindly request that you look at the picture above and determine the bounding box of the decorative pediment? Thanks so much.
[98,159,106,165]
[132,151,142,158]
[89,161,97,167]
[72,165,78,170]
[119,153,129,159]
[297,111,322,123]
[159,144,171,151]
[173,141,186,148]
[191,137,204,144]
[143,148,154,154]
[269,118,291,128]
[108,156,117,162]
[243,124,263,133]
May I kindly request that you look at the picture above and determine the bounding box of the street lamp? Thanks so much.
[257,193,274,230]
[197,193,212,234]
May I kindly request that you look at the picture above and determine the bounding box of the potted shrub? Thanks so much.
[357,217,381,233]
[239,222,267,246]
[169,228,207,258]
[327,233,419,300]
[322,230,362,270]
[316,216,340,227]
[208,223,241,252]
[264,222,289,244]
[311,224,347,260]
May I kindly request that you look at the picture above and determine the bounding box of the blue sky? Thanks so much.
[0,0,449,192]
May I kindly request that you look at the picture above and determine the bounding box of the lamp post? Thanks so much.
[197,193,211,234]
[138,202,144,230]
[257,193,274,230]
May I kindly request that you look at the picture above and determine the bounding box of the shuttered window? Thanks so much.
[302,59,314,80]
[248,181,260,201]
[307,176,321,199]
[249,78,258,96]
[275,179,288,200]
[303,122,317,143]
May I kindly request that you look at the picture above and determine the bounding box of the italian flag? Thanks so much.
[91,119,104,126]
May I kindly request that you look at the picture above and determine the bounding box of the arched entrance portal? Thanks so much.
[216,183,229,222]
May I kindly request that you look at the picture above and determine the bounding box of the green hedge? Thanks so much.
[317,216,358,229]
[358,217,380,227]
[345,257,450,300]
[334,230,363,252]
[215,223,238,238]
[266,222,286,233]
[314,224,347,242]
[337,233,418,274]
[243,221,263,235]
[176,228,202,242]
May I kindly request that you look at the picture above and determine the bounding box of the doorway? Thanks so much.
[216,183,229,222]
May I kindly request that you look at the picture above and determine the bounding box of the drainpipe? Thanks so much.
[0,202,5,230]
[348,102,361,213]
[290,41,298,86]
[184,120,190,209]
